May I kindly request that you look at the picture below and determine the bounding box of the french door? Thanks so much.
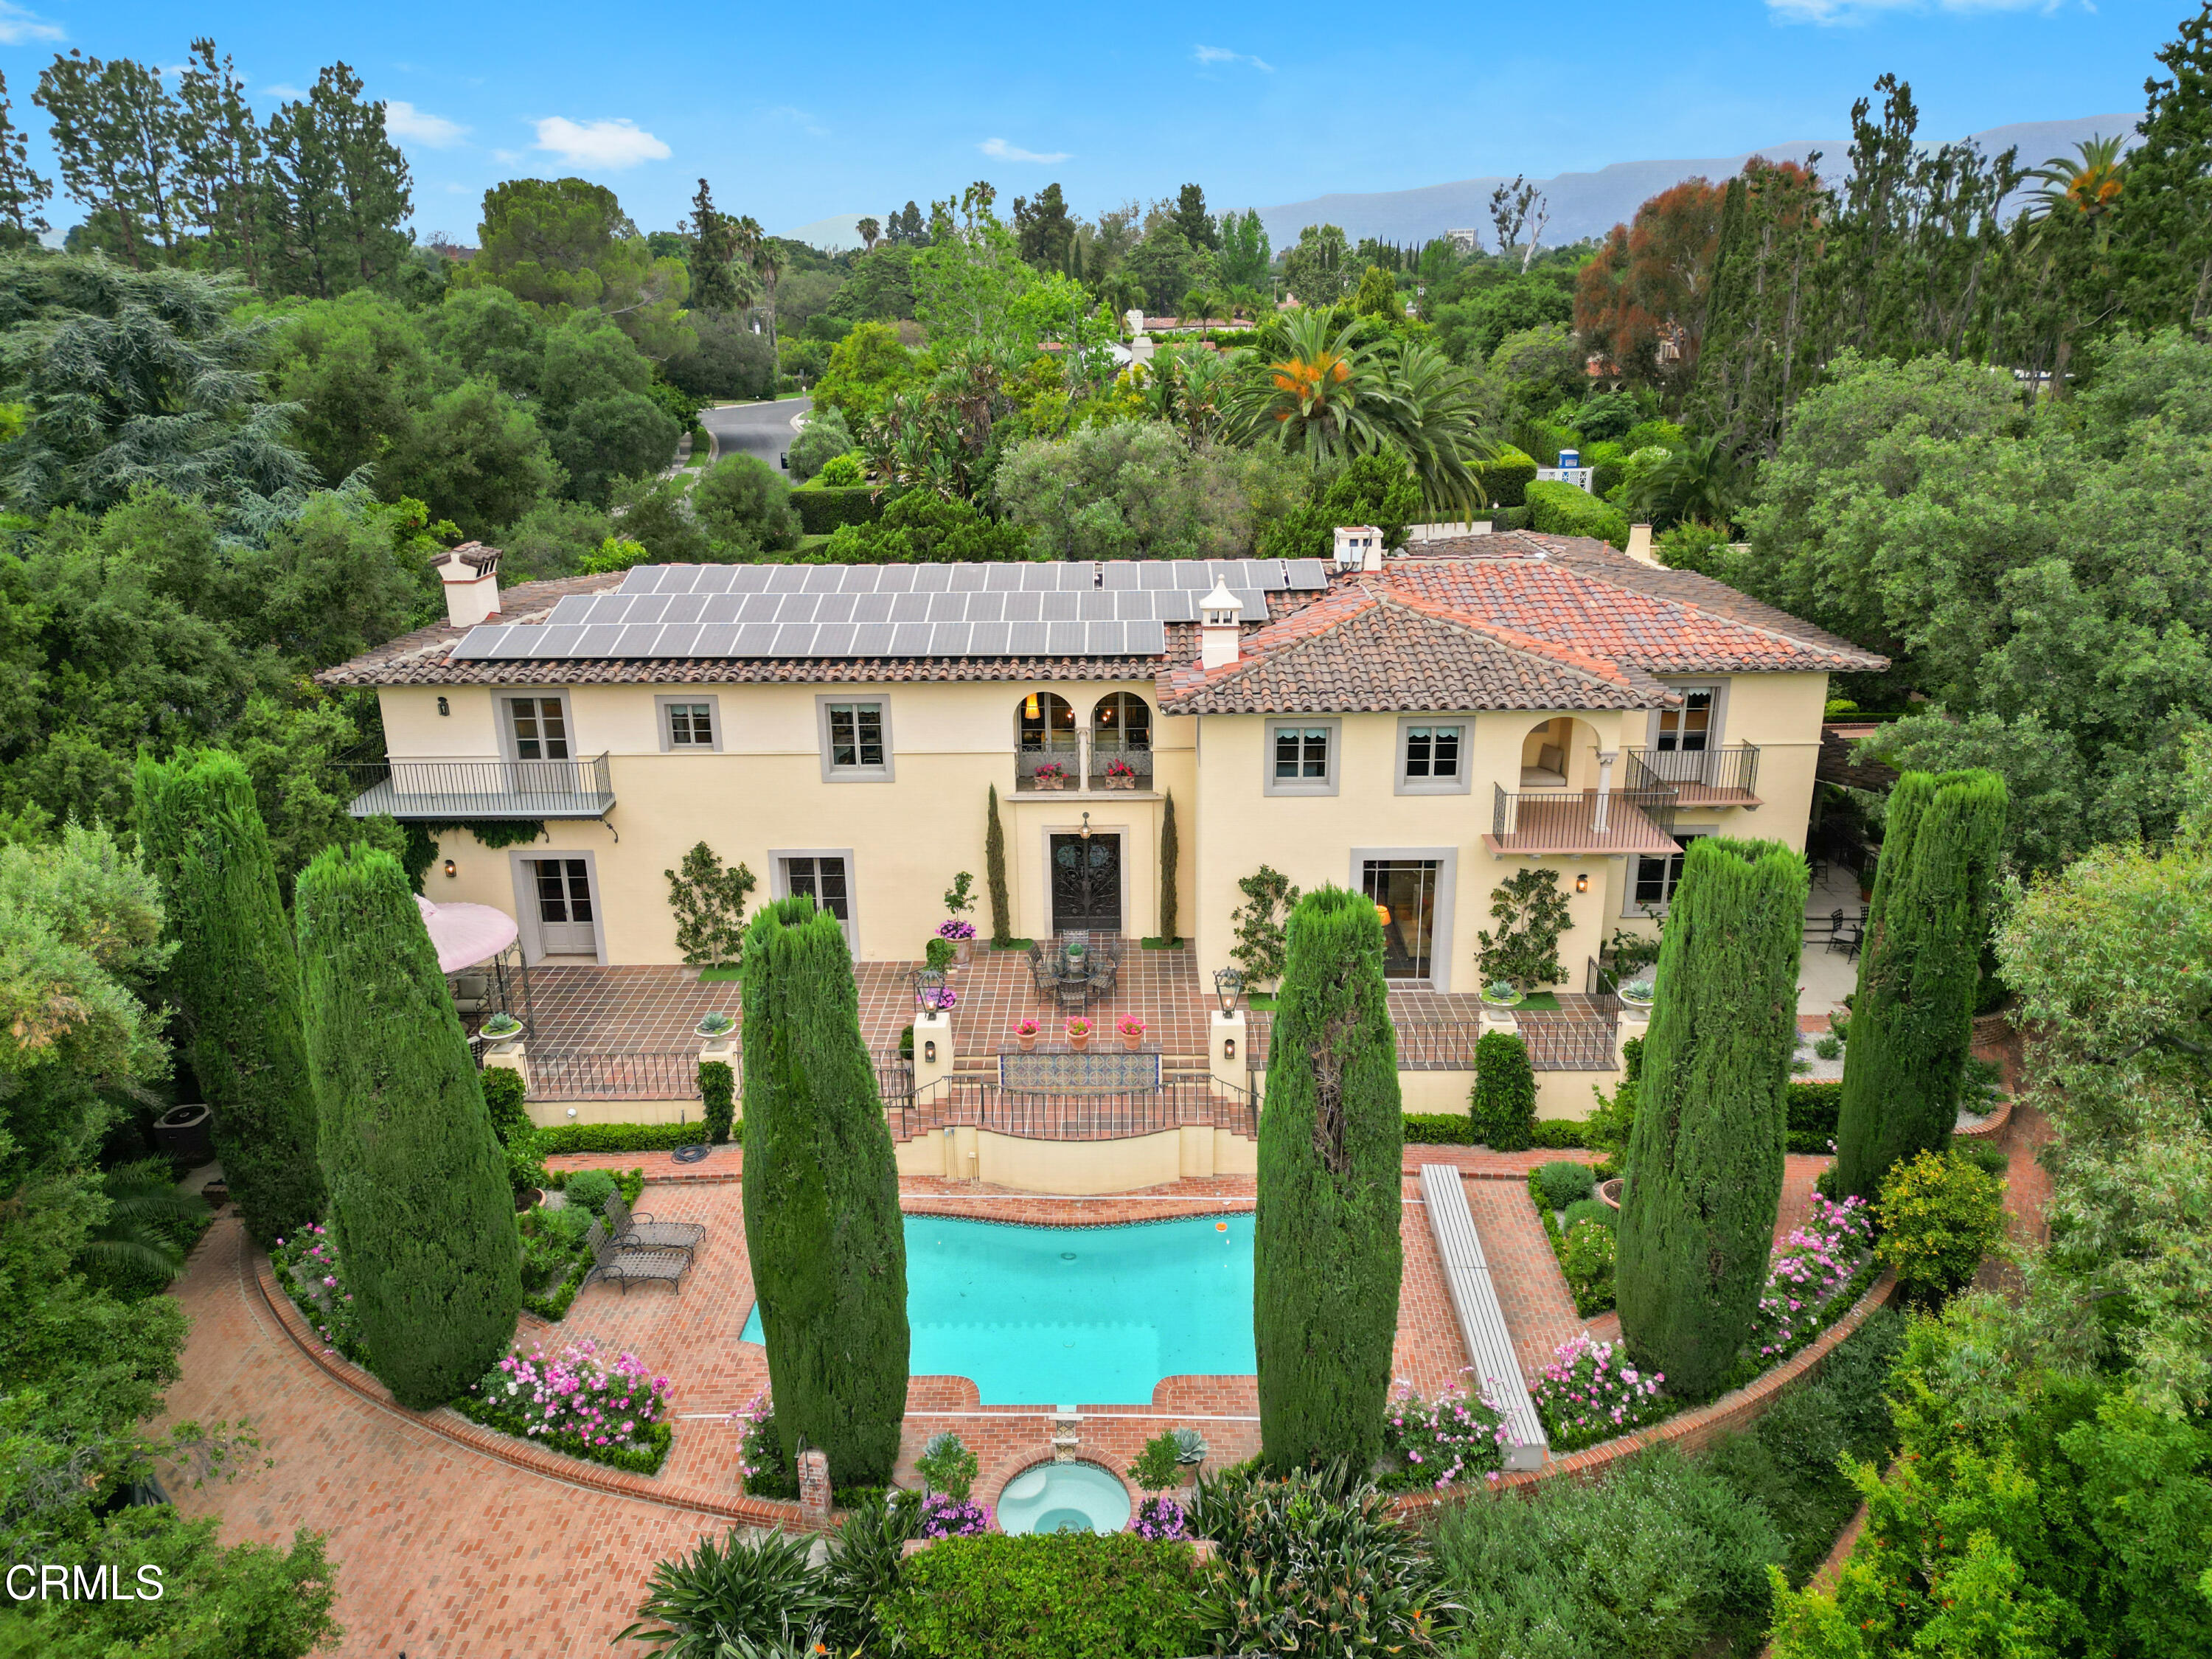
[780,855,855,948]
[528,858,599,956]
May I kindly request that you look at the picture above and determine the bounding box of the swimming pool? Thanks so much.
[740,1211,1255,1404]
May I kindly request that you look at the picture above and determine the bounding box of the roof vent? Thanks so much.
[1199,577,1241,670]
[432,543,501,629]
[1333,524,1383,574]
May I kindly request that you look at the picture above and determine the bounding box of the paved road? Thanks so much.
[699,395,811,472]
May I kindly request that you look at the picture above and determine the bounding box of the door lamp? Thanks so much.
[1212,965,1244,1017]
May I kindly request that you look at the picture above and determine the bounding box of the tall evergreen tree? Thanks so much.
[740,894,909,1486]
[1615,837,1806,1399]
[294,844,519,1410]
[0,71,52,248]
[35,50,187,269]
[134,751,324,1247]
[1833,769,2009,1200]
[311,63,412,291]
[177,39,266,288]
[2117,4,2212,332]
[1253,886,1403,1472]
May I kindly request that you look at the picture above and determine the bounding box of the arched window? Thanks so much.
[1017,691,1075,751]
[1091,692,1152,751]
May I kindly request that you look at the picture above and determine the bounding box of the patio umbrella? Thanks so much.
[414,894,520,974]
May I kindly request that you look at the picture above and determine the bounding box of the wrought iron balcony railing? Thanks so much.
[1014,734,1157,793]
[343,754,616,821]
[1624,744,1760,805]
[1488,782,1680,856]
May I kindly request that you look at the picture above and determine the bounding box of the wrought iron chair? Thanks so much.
[1026,942,1057,998]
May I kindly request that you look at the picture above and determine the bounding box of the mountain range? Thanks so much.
[784,114,2137,257]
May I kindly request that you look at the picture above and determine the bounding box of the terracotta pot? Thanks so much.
[1121,1032,1143,1050]
[1068,1029,1091,1051]
[1598,1178,1623,1210]
[1017,1032,1037,1051]
[954,939,973,967]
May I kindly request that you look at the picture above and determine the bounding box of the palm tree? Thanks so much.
[76,1159,209,1287]
[1622,434,1742,532]
[2025,135,2127,254]
[753,237,787,366]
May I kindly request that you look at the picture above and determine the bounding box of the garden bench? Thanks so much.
[603,1192,705,1259]
[582,1219,689,1295]
[1417,1164,1548,1472]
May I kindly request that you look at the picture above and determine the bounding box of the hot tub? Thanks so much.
[995,1460,1133,1535]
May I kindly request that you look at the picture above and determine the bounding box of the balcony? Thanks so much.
[1015,734,1155,795]
[1484,782,1680,857]
[344,754,616,821]
[1626,743,1761,807]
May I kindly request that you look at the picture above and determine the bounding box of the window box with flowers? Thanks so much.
[1032,762,1068,790]
[1118,1015,1147,1051]
[1101,757,1138,790]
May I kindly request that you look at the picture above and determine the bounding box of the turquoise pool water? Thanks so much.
[740,1212,1255,1404]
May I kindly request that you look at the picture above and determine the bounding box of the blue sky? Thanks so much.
[0,0,2179,240]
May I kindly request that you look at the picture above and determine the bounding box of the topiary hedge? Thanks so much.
[1474,446,1539,509]
[1404,1113,1596,1148]
[1526,479,1631,548]
[791,484,886,536]
[538,1121,702,1155]
[880,1533,1205,1659]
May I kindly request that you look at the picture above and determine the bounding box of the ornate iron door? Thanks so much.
[1049,834,1121,933]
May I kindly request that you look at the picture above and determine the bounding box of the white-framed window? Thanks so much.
[1396,717,1471,795]
[656,695,720,752]
[1652,684,1725,754]
[1264,718,1340,796]
[772,849,858,948]
[501,693,572,762]
[1630,831,1708,914]
[816,695,892,782]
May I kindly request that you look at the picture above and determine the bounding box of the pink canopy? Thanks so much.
[414,894,521,974]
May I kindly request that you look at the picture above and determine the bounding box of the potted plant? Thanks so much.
[481,1012,523,1042]
[1118,1015,1147,1051]
[937,918,977,969]
[1032,762,1068,790]
[1480,979,1525,1009]
[1014,1018,1040,1053]
[1065,1015,1092,1051]
[695,1012,735,1040]
[1102,757,1138,791]
[1618,976,1655,1010]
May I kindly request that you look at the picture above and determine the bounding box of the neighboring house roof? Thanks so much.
[1158,583,1675,715]
[316,533,1888,696]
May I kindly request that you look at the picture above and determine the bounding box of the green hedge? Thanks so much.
[791,485,886,536]
[1526,479,1630,548]
[880,1533,1205,1659]
[1786,1080,1843,1154]
[1475,446,1539,509]
[1404,1112,1596,1149]
[538,1121,703,1156]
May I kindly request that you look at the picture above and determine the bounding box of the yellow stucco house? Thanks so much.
[321,529,1884,1002]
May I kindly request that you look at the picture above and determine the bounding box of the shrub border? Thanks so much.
[1526,1172,1614,1318]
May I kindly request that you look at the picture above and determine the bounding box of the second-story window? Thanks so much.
[1655,689,1715,752]
[666,701,714,748]
[827,700,885,771]
[1404,723,1461,779]
[1274,726,1330,780]
[507,696,568,760]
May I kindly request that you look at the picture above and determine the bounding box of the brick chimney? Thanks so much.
[434,543,502,628]
[1199,577,1242,671]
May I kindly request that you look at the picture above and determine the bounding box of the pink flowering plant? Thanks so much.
[1379,1369,1509,1490]
[1741,1191,1877,1368]
[1534,1334,1672,1452]
[917,1492,992,1537]
[728,1388,799,1497]
[272,1222,366,1365]
[1128,1494,1192,1540]
[936,919,977,941]
[457,1336,674,1475]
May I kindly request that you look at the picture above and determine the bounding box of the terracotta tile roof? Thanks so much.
[1158,583,1674,715]
[1382,535,1888,675]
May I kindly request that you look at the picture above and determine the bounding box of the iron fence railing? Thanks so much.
[1584,956,1622,1020]
[1491,783,1679,852]
[1625,744,1759,800]
[1088,738,1154,792]
[1014,733,1082,793]
[343,753,615,820]
[1514,1015,1620,1073]
[889,1077,1256,1141]
[527,1049,701,1101]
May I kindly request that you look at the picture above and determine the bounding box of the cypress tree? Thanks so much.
[984,785,1011,947]
[134,751,324,1246]
[1615,837,1806,1399]
[1253,887,1404,1472]
[294,845,520,1409]
[741,894,910,1486]
[1158,789,1179,945]
[1833,769,2008,1200]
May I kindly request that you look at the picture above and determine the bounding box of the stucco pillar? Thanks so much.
[1593,750,1618,832]
[1479,1007,1520,1042]
[484,1038,529,1093]
[1208,1010,1248,1101]
[912,1011,953,1095]
[1615,1006,1649,1071]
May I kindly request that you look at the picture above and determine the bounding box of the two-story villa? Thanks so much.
[321,529,1882,1003]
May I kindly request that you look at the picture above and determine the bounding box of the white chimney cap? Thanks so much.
[1200,577,1240,619]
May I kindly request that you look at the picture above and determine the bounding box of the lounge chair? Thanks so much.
[603,1191,704,1259]
[582,1219,688,1295]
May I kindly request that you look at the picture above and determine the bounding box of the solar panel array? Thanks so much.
[449,559,1332,663]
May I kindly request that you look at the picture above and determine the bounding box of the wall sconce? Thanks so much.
[923,1039,937,1064]
[1222,1037,1237,1061]
[437,695,451,716]
[1574,872,1590,894]
[443,858,459,879]
[1078,811,1092,841]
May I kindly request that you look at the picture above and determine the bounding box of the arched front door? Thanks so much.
[1050,833,1121,934]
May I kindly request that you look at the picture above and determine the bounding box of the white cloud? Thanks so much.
[1194,44,1273,72]
[1767,0,2058,21]
[0,4,64,44]
[263,83,307,100]
[532,116,670,169]
[979,136,1070,164]
[492,148,522,163]
[386,100,470,148]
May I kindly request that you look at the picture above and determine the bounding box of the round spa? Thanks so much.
[995,1460,1133,1536]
